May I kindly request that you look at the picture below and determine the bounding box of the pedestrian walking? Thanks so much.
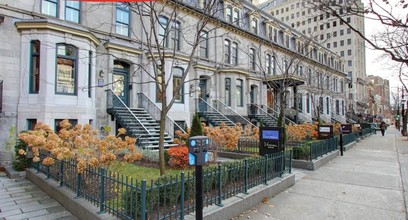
[380,121,387,136]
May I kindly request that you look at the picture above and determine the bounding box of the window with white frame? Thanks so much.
[232,42,238,66]
[251,18,258,34]
[226,5,232,23]
[233,8,240,26]
[30,40,41,94]
[224,39,231,64]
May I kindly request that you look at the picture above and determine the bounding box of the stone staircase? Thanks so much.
[252,114,277,127]
[199,111,235,127]
[108,107,175,150]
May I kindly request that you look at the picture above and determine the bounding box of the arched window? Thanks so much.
[173,67,184,103]
[56,44,77,95]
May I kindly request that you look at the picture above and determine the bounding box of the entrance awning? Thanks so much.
[263,75,305,89]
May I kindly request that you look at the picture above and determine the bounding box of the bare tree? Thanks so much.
[123,0,219,175]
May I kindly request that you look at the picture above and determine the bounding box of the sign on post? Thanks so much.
[259,127,284,156]
[341,124,352,134]
[318,125,333,139]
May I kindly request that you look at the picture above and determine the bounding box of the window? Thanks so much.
[41,0,58,17]
[299,65,303,76]
[347,28,351,34]
[156,67,163,102]
[298,94,303,111]
[334,42,337,48]
[340,80,344,93]
[233,9,240,26]
[30,40,40,94]
[232,42,238,66]
[173,67,184,103]
[236,79,243,107]
[308,69,312,85]
[319,97,323,114]
[158,16,168,47]
[347,39,351,45]
[199,31,209,58]
[249,48,256,70]
[266,54,272,75]
[340,29,344,35]
[347,49,352,56]
[116,3,129,36]
[342,100,345,115]
[27,119,37,130]
[327,43,330,49]
[333,21,337,27]
[340,51,344,57]
[225,78,231,106]
[226,6,232,23]
[171,21,181,50]
[333,31,337,37]
[56,44,77,95]
[346,17,351,23]
[326,97,330,114]
[224,39,231,64]
[340,40,344,46]
[251,18,258,34]
[348,60,352,66]
[88,51,92,98]
[55,119,77,132]
[306,93,310,113]
[336,100,340,115]
[65,0,80,23]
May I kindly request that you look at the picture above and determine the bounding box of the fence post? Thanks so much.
[180,172,185,220]
[59,161,64,187]
[98,168,105,214]
[141,180,147,220]
[46,166,50,179]
[76,173,81,198]
[36,161,40,173]
[244,160,248,194]
[264,155,268,185]
[217,163,223,207]
[289,150,292,173]
[309,142,313,162]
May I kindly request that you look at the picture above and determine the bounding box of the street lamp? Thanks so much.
[402,97,407,136]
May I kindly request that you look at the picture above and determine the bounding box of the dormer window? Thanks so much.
[226,6,232,23]
[233,8,240,26]
[251,18,258,34]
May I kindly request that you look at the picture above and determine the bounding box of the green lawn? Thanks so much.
[109,162,194,180]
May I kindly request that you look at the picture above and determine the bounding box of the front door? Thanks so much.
[113,61,130,106]
[198,77,207,112]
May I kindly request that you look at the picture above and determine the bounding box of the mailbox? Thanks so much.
[188,136,209,166]
[318,125,333,139]
[259,127,284,156]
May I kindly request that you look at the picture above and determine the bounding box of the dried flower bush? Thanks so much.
[18,120,142,173]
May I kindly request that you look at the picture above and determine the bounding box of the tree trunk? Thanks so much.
[159,108,167,176]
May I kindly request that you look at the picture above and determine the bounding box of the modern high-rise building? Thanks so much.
[258,0,367,116]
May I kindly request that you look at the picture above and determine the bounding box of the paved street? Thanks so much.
[234,127,408,220]
[0,172,77,220]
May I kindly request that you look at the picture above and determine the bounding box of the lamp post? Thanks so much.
[402,96,407,136]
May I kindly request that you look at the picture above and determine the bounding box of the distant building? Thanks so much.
[258,0,367,115]
[366,75,391,121]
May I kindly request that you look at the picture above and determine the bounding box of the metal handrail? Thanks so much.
[0,80,3,113]
[196,98,236,126]
[260,104,297,125]
[297,108,312,123]
[253,104,279,122]
[106,89,151,136]
[214,99,256,127]
[137,93,186,136]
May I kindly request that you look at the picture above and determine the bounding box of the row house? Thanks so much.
[0,0,347,149]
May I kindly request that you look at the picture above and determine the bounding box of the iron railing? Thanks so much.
[106,89,151,138]
[33,150,292,220]
[259,104,296,125]
[219,138,259,154]
[137,93,186,137]
[213,99,256,127]
[195,98,235,125]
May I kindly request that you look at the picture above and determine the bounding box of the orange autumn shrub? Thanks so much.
[18,120,142,173]
[167,146,189,168]
[286,123,317,142]
[203,122,243,151]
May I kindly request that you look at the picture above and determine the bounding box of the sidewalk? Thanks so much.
[234,127,408,220]
[0,172,77,220]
